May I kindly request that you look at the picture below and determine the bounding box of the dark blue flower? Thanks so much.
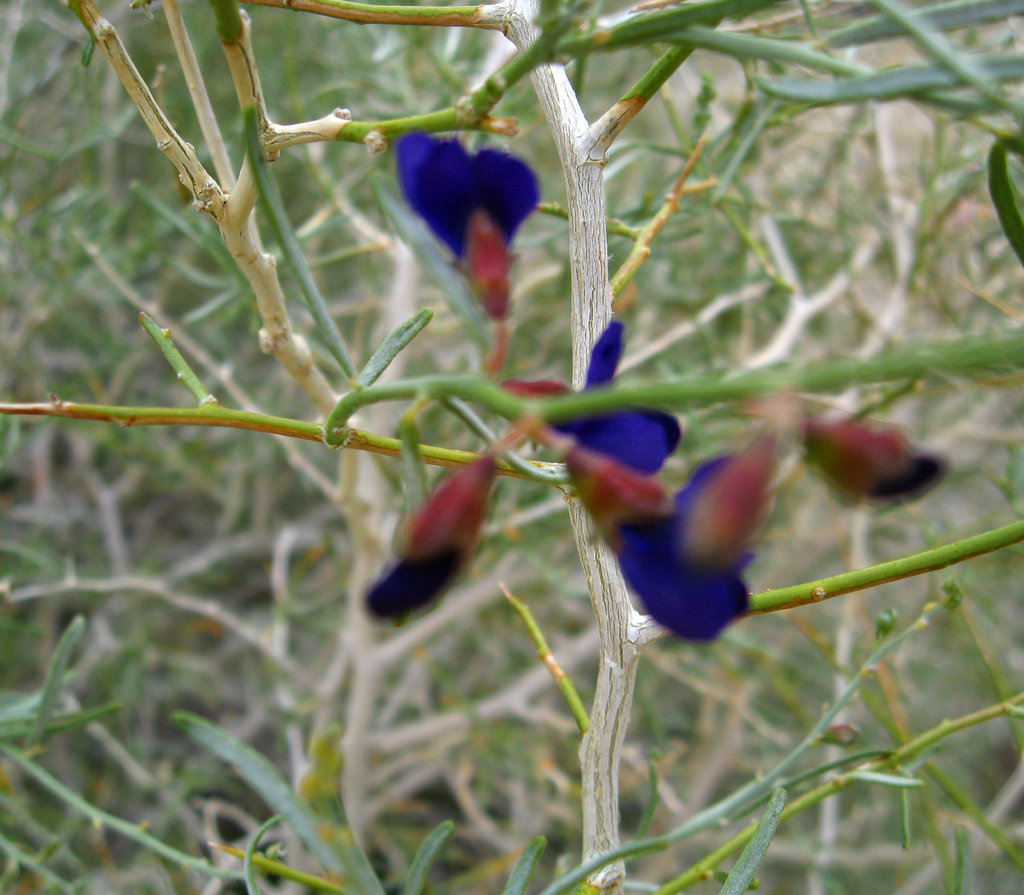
[556,322,681,474]
[366,456,496,619]
[396,133,538,322]
[618,513,749,642]
[616,455,757,641]
[615,441,775,641]
[396,133,539,259]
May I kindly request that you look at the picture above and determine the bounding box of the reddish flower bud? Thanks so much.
[566,444,672,547]
[465,209,512,321]
[678,436,776,572]
[500,379,571,397]
[367,455,497,618]
[404,455,497,562]
[803,417,944,501]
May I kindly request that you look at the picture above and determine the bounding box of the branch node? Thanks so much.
[363,130,387,154]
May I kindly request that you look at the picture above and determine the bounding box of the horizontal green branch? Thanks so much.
[325,325,1024,437]
[240,0,495,28]
[0,399,559,482]
[748,517,1024,614]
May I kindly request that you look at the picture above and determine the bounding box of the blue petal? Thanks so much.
[673,455,731,519]
[396,134,475,258]
[618,519,748,641]
[559,409,680,474]
[585,321,624,387]
[472,149,540,244]
[366,550,460,618]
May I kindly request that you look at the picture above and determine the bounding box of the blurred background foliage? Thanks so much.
[2,0,1024,892]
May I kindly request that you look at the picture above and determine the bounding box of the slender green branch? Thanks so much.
[537,201,639,239]
[325,324,1024,436]
[210,843,346,894]
[503,585,590,734]
[0,399,556,481]
[536,602,949,895]
[651,691,1024,895]
[747,517,1024,614]
[559,0,793,56]
[611,135,707,297]
[209,0,243,43]
[139,312,218,406]
[240,0,496,28]
[0,744,236,879]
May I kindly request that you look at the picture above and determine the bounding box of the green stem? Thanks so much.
[0,399,552,480]
[139,312,218,406]
[0,744,235,879]
[210,843,346,894]
[536,602,948,895]
[326,324,1024,437]
[209,0,243,43]
[504,587,590,734]
[651,690,1024,895]
[240,0,493,28]
[748,517,1024,614]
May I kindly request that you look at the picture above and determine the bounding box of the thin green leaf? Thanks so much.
[0,744,233,878]
[988,140,1024,271]
[849,771,923,788]
[403,820,455,895]
[761,54,1024,106]
[372,172,489,348]
[717,788,787,895]
[503,836,547,895]
[245,815,284,895]
[829,0,1024,49]
[954,826,972,895]
[358,308,434,387]
[398,410,429,513]
[864,0,1010,110]
[0,830,78,895]
[900,788,912,850]
[1,702,121,740]
[175,711,385,895]
[26,616,85,748]
[244,107,357,379]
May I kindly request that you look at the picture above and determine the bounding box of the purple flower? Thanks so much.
[802,416,944,501]
[617,441,775,641]
[556,322,681,474]
[367,456,496,618]
[396,133,539,320]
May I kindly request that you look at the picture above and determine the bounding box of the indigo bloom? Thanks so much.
[615,441,775,641]
[367,455,496,618]
[555,322,681,474]
[803,417,944,501]
[396,133,539,321]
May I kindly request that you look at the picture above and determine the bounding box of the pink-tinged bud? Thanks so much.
[679,436,776,572]
[567,445,672,546]
[803,417,945,501]
[465,209,512,321]
[404,455,497,563]
[500,379,571,397]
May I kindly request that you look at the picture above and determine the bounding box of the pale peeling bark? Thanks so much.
[503,4,651,891]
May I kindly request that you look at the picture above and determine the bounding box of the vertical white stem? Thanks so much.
[504,6,643,890]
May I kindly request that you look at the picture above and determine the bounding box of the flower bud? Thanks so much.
[677,436,776,572]
[566,445,672,547]
[367,455,497,618]
[803,417,944,501]
[465,209,512,320]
